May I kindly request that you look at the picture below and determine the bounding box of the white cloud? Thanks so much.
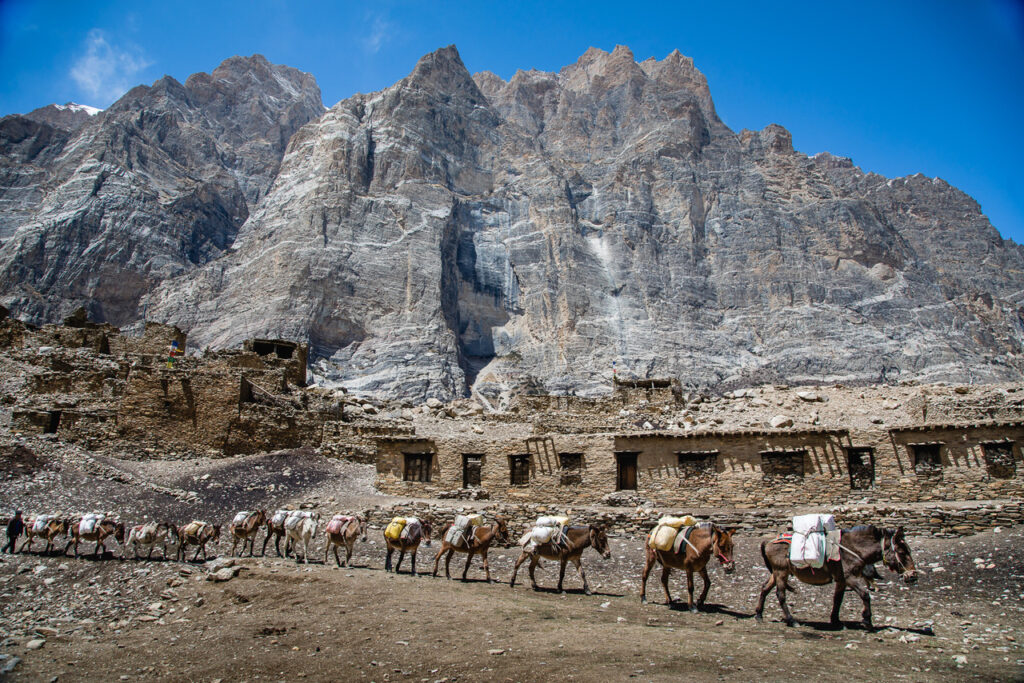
[70,29,152,105]
[363,15,394,54]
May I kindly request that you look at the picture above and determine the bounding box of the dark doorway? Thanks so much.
[462,454,483,488]
[910,443,943,479]
[615,452,639,491]
[846,447,875,489]
[45,411,61,434]
[509,455,530,485]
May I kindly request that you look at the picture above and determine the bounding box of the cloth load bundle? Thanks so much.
[445,514,484,546]
[270,510,290,527]
[232,511,256,526]
[284,510,315,530]
[32,514,53,534]
[79,513,105,536]
[326,515,355,535]
[648,515,698,551]
[789,514,840,569]
[521,515,570,551]
[400,517,423,542]
[183,521,207,537]
[385,517,406,541]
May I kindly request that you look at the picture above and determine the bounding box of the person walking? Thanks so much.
[4,511,25,553]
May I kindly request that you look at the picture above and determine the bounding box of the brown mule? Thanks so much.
[324,515,368,567]
[19,516,69,555]
[510,524,611,594]
[178,522,221,562]
[640,523,737,611]
[384,519,433,576]
[66,518,126,558]
[229,510,267,557]
[431,516,510,582]
[754,525,917,630]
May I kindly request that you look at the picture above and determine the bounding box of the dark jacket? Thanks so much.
[6,515,24,538]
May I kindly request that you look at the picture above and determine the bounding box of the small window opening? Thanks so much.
[462,454,483,488]
[559,452,583,486]
[509,454,531,486]
[761,450,806,482]
[403,452,432,482]
[846,447,875,489]
[676,451,718,480]
[981,441,1016,479]
[910,443,943,479]
[45,411,61,434]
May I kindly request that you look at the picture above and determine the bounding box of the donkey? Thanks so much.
[431,516,510,582]
[19,516,69,555]
[229,510,268,557]
[126,521,175,560]
[284,511,320,564]
[384,518,433,576]
[324,515,368,567]
[755,525,917,630]
[640,523,736,611]
[262,509,291,558]
[510,524,612,594]
[178,521,221,562]
[66,518,126,558]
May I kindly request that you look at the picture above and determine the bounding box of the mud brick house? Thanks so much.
[375,384,1024,506]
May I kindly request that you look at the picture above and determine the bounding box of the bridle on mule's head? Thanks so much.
[712,526,736,570]
[881,528,914,578]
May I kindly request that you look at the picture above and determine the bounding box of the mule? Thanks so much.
[178,522,221,562]
[66,518,126,558]
[284,511,320,564]
[384,519,433,576]
[431,516,510,582]
[324,515,368,567]
[126,521,175,560]
[262,509,291,557]
[229,510,267,557]
[640,523,736,611]
[510,524,611,594]
[19,516,69,555]
[754,525,918,630]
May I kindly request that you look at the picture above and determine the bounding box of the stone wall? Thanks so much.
[375,423,1024,507]
[363,499,1024,539]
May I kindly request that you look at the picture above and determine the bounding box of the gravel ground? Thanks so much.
[1,434,1023,681]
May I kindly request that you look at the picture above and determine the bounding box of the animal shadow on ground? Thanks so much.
[755,616,937,635]
[665,601,748,619]
[530,586,626,598]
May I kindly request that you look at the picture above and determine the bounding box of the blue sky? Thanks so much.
[3,0,1023,243]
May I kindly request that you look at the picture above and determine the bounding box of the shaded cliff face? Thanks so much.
[0,55,324,326]
[139,45,1024,400]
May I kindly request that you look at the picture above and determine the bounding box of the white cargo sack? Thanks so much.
[530,526,556,544]
[232,511,252,525]
[32,515,53,534]
[789,514,837,569]
[536,515,569,528]
[271,510,289,527]
[284,510,314,530]
[80,513,104,536]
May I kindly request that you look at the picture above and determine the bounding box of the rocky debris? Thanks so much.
[207,567,241,582]
[769,415,794,428]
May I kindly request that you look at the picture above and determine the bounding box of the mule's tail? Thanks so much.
[760,540,796,592]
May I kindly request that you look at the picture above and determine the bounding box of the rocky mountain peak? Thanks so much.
[23,102,99,131]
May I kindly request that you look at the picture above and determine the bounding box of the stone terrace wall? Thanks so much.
[365,499,1024,539]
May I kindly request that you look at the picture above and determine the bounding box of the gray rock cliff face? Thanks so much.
[0,55,323,325]
[142,46,1024,400]
[3,46,1023,399]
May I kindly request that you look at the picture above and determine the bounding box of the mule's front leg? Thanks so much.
[527,555,540,590]
[481,549,492,583]
[461,550,474,581]
[572,557,591,595]
[697,567,711,608]
[660,564,673,605]
[829,578,846,628]
[685,569,698,612]
[510,552,527,588]
[410,550,417,577]
[557,558,568,592]
[754,574,775,622]
[384,547,393,572]
[847,578,873,630]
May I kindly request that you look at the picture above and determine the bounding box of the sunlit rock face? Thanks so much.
[0,55,324,325]
[4,46,1024,400]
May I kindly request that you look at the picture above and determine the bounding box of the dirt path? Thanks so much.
[5,529,1023,682]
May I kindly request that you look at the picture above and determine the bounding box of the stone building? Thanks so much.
[374,384,1024,507]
